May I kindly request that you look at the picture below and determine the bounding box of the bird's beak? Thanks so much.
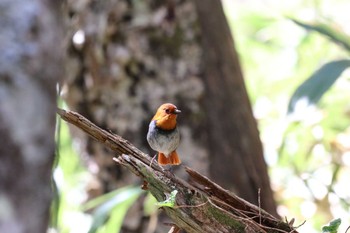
[174,109,181,114]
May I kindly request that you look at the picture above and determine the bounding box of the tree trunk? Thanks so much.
[0,0,62,232]
[194,0,278,217]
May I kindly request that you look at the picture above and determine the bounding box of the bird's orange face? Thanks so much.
[152,103,181,130]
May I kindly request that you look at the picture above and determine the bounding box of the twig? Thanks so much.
[174,200,209,209]
[258,188,261,225]
[163,223,181,233]
[345,225,350,233]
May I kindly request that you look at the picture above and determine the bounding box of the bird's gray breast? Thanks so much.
[147,120,180,156]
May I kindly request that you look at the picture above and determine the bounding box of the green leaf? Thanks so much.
[322,218,341,233]
[290,18,350,52]
[155,190,178,208]
[87,186,143,233]
[143,192,158,216]
[288,60,350,114]
[82,189,123,212]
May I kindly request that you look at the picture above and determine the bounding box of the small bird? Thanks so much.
[147,103,181,165]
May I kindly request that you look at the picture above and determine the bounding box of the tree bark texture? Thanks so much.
[0,0,62,233]
[62,0,277,230]
[194,0,278,217]
[57,108,297,233]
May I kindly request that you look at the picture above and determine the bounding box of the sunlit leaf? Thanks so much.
[155,190,178,208]
[290,18,350,52]
[288,60,350,114]
[82,189,123,212]
[103,190,142,233]
[322,218,341,233]
[143,192,158,216]
[87,186,143,233]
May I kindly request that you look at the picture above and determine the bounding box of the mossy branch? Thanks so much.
[57,108,298,233]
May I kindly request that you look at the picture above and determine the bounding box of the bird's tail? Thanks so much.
[158,151,181,165]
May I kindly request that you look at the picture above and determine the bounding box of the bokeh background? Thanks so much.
[224,0,350,232]
[52,0,350,232]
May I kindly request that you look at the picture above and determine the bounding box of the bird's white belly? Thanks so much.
[147,121,180,157]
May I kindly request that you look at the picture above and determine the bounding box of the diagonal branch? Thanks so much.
[57,108,298,233]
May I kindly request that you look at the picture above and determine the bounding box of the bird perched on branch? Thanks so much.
[147,103,181,165]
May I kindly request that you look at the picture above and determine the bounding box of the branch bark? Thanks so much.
[57,108,298,233]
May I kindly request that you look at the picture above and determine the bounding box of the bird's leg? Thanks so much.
[149,153,157,168]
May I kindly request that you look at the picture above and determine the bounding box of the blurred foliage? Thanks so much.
[143,192,158,216]
[84,186,143,233]
[53,113,92,233]
[223,0,350,232]
[290,19,350,52]
[52,111,146,233]
[288,59,350,113]
[287,18,350,113]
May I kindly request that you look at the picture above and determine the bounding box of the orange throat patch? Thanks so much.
[155,116,176,130]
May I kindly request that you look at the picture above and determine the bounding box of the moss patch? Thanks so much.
[207,206,245,233]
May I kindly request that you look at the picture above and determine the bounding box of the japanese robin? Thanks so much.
[147,103,181,165]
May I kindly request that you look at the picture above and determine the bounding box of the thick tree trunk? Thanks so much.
[194,0,278,217]
[0,0,62,232]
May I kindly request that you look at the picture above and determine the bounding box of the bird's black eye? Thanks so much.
[165,108,170,114]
